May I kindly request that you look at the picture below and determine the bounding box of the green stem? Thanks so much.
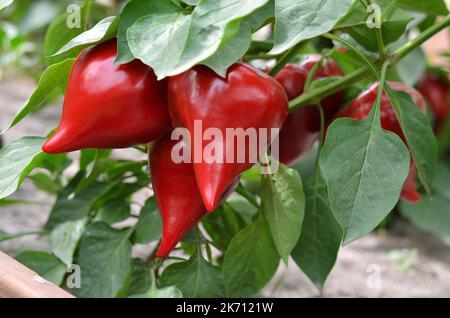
[313,104,325,185]
[304,55,326,92]
[288,16,450,112]
[393,15,450,63]
[236,184,259,207]
[269,41,306,77]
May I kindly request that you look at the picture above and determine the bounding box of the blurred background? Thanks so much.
[0,0,449,297]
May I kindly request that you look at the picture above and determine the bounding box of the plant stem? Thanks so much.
[289,16,450,112]
[269,41,306,77]
[236,184,259,207]
[393,14,450,63]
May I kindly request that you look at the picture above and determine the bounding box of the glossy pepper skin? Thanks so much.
[417,73,450,133]
[43,39,172,154]
[275,55,344,165]
[336,81,426,202]
[168,63,288,211]
[150,136,207,258]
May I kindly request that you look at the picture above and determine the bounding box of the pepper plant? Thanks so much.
[0,0,449,298]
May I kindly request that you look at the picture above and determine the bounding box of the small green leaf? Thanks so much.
[15,251,66,285]
[320,109,410,244]
[261,164,305,263]
[124,259,153,297]
[386,90,437,194]
[291,177,342,290]
[223,216,280,297]
[134,197,162,244]
[0,137,45,200]
[270,0,354,55]
[2,59,75,133]
[95,199,130,226]
[160,251,224,298]
[53,16,119,57]
[50,219,86,266]
[43,0,90,65]
[73,222,132,298]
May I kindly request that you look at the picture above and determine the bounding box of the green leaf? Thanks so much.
[291,177,342,290]
[43,0,91,65]
[15,251,66,285]
[0,137,45,200]
[160,250,224,298]
[45,175,115,231]
[261,164,305,263]
[336,0,413,52]
[49,219,86,266]
[73,222,132,298]
[2,59,75,133]
[134,197,162,244]
[202,22,252,77]
[115,0,179,64]
[29,172,59,194]
[244,0,274,31]
[53,16,119,57]
[127,0,268,79]
[394,44,426,86]
[0,0,13,11]
[397,0,449,16]
[182,0,199,5]
[320,108,410,244]
[270,0,354,55]
[223,216,280,297]
[95,199,130,226]
[386,90,437,194]
[400,164,450,237]
[124,258,153,297]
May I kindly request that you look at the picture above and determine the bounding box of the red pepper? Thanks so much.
[274,55,344,165]
[43,39,171,154]
[336,81,426,202]
[417,73,450,133]
[168,63,288,211]
[150,136,207,258]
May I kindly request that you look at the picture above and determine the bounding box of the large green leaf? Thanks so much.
[261,164,305,263]
[127,0,268,79]
[73,222,132,298]
[160,251,224,298]
[336,0,413,52]
[124,259,153,297]
[223,216,279,297]
[115,0,181,64]
[270,0,354,55]
[400,164,450,237]
[2,58,75,133]
[49,219,86,266]
[386,90,437,194]
[291,177,342,290]
[134,197,162,244]
[15,251,66,285]
[53,16,119,57]
[95,199,130,226]
[0,137,45,200]
[397,0,449,16]
[320,107,410,244]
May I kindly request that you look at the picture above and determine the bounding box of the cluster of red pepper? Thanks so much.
[43,39,450,258]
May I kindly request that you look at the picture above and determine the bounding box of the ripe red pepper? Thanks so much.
[275,55,344,165]
[336,81,426,202]
[150,136,207,258]
[416,73,450,133]
[168,63,288,211]
[43,39,171,154]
